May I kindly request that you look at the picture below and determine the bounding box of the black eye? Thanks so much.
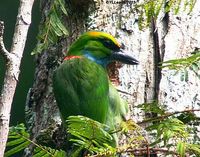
[101,39,120,51]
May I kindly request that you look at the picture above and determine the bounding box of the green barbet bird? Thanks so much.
[53,31,138,132]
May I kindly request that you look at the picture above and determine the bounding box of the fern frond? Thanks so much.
[66,115,114,155]
[161,51,200,80]
[33,146,66,157]
[5,124,66,157]
[5,124,31,157]
[31,0,68,55]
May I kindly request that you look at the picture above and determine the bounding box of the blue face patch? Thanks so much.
[83,52,110,67]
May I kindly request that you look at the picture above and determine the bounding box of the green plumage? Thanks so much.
[53,58,109,123]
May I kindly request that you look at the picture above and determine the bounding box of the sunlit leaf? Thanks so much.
[177,141,186,157]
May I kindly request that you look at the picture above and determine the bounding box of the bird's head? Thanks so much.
[67,31,139,67]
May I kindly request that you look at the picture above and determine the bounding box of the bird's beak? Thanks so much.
[110,49,139,65]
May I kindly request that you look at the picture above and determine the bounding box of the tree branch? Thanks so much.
[125,147,178,156]
[0,21,10,61]
[87,147,179,157]
[137,109,200,125]
[0,0,35,156]
[117,88,133,96]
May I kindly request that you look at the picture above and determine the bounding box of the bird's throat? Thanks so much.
[84,53,109,67]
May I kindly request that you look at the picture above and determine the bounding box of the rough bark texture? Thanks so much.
[159,1,200,112]
[25,0,200,154]
[158,1,200,139]
[0,0,34,156]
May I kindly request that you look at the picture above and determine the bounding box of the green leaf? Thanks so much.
[161,52,200,70]
[31,43,48,55]
[48,29,58,43]
[120,119,140,133]
[6,138,27,147]
[6,123,66,157]
[33,146,66,157]
[147,118,188,147]
[33,147,47,157]
[5,124,31,157]
[5,141,30,157]
[177,141,186,157]
[163,130,173,145]
[160,52,200,81]
[138,102,165,115]
[70,147,83,157]
[174,0,181,14]
[155,0,164,17]
[31,0,69,55]
[50,12,63,37]
[53,13,68,36]
[187,144,200,155]
[57,0,68,15]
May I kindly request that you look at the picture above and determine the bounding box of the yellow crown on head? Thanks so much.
[87,31,121,48]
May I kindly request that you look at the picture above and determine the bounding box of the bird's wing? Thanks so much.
[108,82,128,126]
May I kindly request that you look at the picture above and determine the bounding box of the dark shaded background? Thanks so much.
[0,0,41,125]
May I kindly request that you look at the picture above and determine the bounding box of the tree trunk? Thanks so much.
[25,0,200,154]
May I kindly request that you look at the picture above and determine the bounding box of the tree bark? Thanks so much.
[158,1,200,112]
[0,0,34,156]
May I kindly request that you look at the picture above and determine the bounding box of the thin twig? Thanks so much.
[117,89,133,96]
[0,21,10,61]
[137,109,200,125]
[87,147,178,157]
[15,132,54,157]
[125,147,178,155]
